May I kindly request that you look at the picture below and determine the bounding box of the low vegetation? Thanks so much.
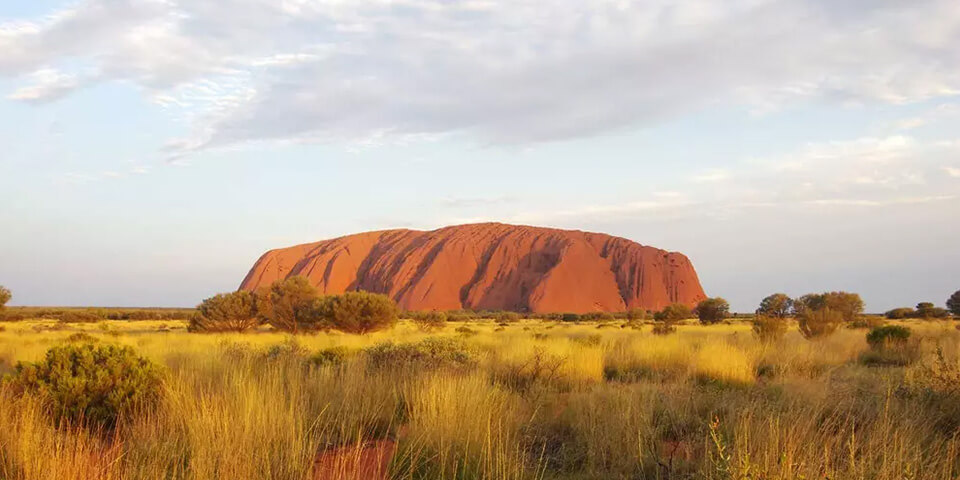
[2,315,958,479]
[4,343,163,429]
[1,285,959,479]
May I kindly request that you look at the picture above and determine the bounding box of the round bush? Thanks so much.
[696,297,730,325]
[8,344,164,429]
[190,290,260,333]
[315,291,399,334]
[866,325,911,349]
[884,307,915,320]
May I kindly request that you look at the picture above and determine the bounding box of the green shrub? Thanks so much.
[455,325,477,336]
[752,314,787,342]
[309,346,354,367]
[561,313,581,322]
[651,322,677,335]
[696,297,729,325]
[624,308,646,321]
[797,307,843,339]
[866,325,911,349]
[263,338,310,360]
[365,338,477,370]
[654,303,692,322]
[312,291,399,334]
[885,307,915,319]
[190,290,260,333]
[6,344,163,429]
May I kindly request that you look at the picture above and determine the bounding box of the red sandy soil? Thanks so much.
[312,439,396,480]
[240,223,706,313]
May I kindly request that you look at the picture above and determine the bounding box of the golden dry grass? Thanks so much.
[1,317,959,479]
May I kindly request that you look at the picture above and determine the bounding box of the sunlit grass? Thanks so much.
[1,317,959,479]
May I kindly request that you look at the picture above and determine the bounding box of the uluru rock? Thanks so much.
[239,223,706,313]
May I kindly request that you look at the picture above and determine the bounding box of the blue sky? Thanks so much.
[1,0,958,311]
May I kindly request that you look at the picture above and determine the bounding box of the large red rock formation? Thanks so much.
[239,223,706,313]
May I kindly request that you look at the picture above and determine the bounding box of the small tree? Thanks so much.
[797,307,843,339]
[315,291,399,334]
[794,291,864,323]
[696,297,730,325]
[0,285,10,310]
[752,314,787,342]
[256,276,321,334]
[190,291,260,333]
[757,293,793,318]
[947,290,960,317]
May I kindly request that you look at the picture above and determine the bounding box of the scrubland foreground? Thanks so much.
[1,319,959,480]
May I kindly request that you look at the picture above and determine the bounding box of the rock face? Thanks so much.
[239,223,706,313]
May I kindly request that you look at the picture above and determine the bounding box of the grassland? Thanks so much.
[1,317,959,479]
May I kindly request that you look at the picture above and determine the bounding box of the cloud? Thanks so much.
[7,68,82,102]
[1,0,959,152]
[476,135,960,225]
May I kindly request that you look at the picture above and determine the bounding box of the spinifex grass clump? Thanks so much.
[861,325,920,366]
[6,343,163,429]
[866,325,911,348]
[365,337,478,371]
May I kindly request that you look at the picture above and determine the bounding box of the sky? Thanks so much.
[0,0,958,312]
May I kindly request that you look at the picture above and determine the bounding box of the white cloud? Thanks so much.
[474,135,960,225]
[7,68,82,102]
[0,0,959,152]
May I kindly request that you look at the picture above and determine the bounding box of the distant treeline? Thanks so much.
[0,306,195,322]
